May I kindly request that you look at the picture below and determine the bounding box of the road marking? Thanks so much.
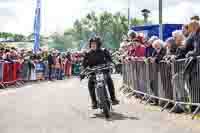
[26,85,33,88]
[0,90,17,96]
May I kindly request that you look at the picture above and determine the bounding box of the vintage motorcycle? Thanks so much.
[81,64,113,118]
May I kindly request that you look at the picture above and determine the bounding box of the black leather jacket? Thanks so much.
[186,28,200,57]
[175,29,200,59]
[82,48,112,69]
[152,47,166,63]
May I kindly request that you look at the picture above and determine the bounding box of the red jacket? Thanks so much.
[134,45,145,57]
[128,44,145,57]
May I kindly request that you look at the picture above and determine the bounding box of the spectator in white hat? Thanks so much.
[150,39,166,63]
[145,36,158,57]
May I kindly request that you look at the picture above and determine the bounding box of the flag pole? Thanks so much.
[159,0,163,40]
[33,0,41,54]
[128,0,130,29]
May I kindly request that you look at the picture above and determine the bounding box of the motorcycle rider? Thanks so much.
[81,36,119,109]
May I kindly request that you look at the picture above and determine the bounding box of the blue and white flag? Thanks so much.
[33,0,41,54]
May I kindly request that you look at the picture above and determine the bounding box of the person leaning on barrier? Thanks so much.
[165,37,176,55]
[3,49,14,63]
[182,24,190,38]
[126,37,145,61]
[167,21,200,60]
[185,20,200,57]
[127,30,138,41]
[144,36,158,58]
[173,30,185,51]
[182,20,200,87]
[164,30,186,61]
[148,39,166,64]
[190,15,200,21]
[174,20,200,60]
[134,37,145,57]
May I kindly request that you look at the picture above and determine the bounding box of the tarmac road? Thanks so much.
[0,76,199,133]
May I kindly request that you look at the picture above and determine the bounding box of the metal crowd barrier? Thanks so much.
[122,57,200,119]
[0,59,80,89]
[0,62,4,88]
[3,62,18,86]
[0,59,71,89]
[35,62,45,80]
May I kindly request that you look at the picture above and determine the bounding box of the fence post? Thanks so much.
[171,61,176,102]
[158,62,163,105]
[146,62,150,95]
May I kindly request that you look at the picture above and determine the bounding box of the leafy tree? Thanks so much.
[63,11,146,49]
[14,34,25,42]
[131,18,146,26]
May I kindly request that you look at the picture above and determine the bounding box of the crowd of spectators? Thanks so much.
[114,16,200,112]
[1,15,200,85]
[0,47,83,83]
[114,16,200,65]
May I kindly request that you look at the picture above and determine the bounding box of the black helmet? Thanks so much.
[89,36,102,49]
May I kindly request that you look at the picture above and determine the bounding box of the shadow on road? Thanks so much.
[90,112,139,121]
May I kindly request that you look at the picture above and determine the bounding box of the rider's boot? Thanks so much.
[91,101,98,109]
[106,75,120,105]
[90,92,98,109]
[110,88,119,105]
[89,92,98,109]
[88,81,98,109]
[112,98,120,105]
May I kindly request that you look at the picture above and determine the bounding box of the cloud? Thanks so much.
[0,0,16,3]
[0,7,15,16]
[43,0,89,34]
[0,0,200,34]
[0,1,17,32]
[149,1,200,24]
[163,2,195,24]
[83,0,200,23]
[0,0,34,34]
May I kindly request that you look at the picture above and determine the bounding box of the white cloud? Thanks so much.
[163,2,195,24]
[0,0,200,34]
[0,0,89,34]
[150,2,200,24]
[0,0,34,34]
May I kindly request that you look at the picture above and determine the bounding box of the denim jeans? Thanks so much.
[56,68,62,80]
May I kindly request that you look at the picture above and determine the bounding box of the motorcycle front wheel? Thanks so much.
[96,85,112,119]
[102,100,111,119]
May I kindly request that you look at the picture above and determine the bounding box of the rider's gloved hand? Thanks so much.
[80,74,85,81]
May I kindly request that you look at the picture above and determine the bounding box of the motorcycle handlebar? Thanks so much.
[80,64,113,77]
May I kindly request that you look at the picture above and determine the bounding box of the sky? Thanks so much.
[0,0,200,35]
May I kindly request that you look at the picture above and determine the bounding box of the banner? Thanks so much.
[33,0,41,54]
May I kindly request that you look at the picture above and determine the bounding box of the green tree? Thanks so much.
[64,11,146,49]
[0,32,26,42]
[110,12,128,48]
[48,32,65,50]
[14,34,26,42]
[130,18,146,26]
